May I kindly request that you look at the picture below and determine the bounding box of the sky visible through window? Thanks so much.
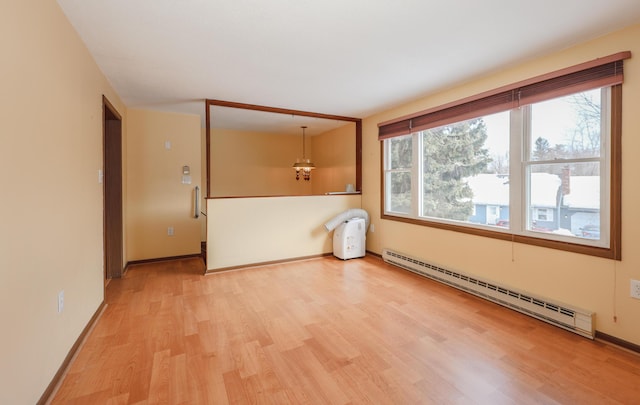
[482,91,598,158]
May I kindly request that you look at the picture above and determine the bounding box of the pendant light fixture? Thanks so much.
[292,125,315,181]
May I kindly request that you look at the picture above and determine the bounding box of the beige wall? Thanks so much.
[0,0,126,403]
[127,109,202,261]
[362,24,640,345]
[210,125,355,196]
[311,123,357,194]
[211,128,312,196]
[207,194,362,270]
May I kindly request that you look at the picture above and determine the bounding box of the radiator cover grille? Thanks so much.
[382,249,595,339]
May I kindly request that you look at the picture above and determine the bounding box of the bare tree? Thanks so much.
[569,92,601,157]
[488,151,509,174]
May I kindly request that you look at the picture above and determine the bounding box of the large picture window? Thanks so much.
[379,53,628,259]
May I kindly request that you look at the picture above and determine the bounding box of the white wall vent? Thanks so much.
[382,248,595,339]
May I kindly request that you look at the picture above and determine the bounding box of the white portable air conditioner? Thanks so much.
[333,217,366,260]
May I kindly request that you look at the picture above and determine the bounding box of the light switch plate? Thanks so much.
[631,279,640,299]
[58,290,64,313]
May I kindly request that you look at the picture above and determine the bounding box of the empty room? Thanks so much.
[3,1,640,404]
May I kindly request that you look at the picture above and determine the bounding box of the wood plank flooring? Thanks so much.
[50,256,640,404]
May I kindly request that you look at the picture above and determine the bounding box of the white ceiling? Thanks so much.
[57,0,640,130]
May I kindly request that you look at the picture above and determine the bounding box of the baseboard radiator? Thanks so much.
[382,249,595,339]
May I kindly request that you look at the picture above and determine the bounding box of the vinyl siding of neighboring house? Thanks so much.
[466,173,600,236]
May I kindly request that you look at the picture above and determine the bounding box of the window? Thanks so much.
[379,53,627,259]
[533,208,553,222]
[524,88,605,240]
[487,206,501,225]
[384,135,413,214]
[418,111,510,226]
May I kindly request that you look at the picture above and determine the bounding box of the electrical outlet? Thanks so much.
[167,226,174,236]
[370,224,375,233]
[58,290,64,313]
[631,279,640,299]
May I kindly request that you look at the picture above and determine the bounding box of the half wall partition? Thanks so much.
[204,99,363,271]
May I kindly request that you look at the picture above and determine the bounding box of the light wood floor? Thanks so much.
[50,255,640,404]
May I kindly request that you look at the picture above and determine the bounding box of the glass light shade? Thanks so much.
[292,159,316,170]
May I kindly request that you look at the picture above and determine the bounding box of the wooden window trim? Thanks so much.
[379,81,623,260]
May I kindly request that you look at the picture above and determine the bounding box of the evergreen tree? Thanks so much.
[533,136,551,160]
[422,118,490,220]
[388,136,412,213]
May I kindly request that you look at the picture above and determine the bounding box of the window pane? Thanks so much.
[529,89,602,161]
[388,135,412,170]
[385,134,413,214]
[388,171,411,214]
[421,112,510,226]
[527,162,600,239]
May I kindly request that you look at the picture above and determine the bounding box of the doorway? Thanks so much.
[103,96,123,279]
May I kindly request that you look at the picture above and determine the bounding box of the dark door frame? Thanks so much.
[103,95,124,280]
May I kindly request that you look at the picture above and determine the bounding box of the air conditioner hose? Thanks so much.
[324,209,369,232]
